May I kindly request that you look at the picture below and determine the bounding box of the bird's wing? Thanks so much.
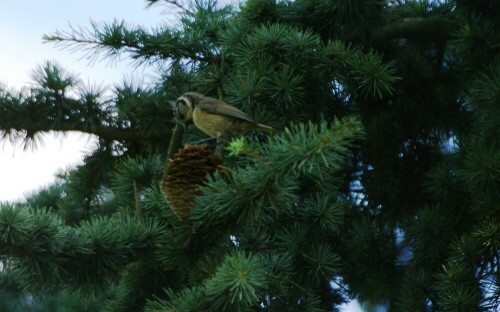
[197,98,256,124]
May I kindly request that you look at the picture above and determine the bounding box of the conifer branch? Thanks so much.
[44,20,207,65]
[145,0,192,13]
[191,118,364,229]
[370,16,459,44]
[0,205,166,293]
[0,119,170,143]
[3,0,499,309]
[154,0,194,14]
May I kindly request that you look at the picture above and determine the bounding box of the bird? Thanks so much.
[173,92,278,142]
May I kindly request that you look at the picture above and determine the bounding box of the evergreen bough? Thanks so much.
[1,0,499,311]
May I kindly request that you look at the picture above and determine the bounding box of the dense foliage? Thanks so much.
[1,0,499,311]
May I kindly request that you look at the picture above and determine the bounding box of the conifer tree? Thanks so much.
[1,0,499,311]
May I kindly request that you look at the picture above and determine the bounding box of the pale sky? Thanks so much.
[0,1,364,311]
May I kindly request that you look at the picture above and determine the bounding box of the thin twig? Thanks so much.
[134,180,143,218]
[162,0,194,14]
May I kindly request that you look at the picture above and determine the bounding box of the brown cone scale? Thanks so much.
[160,144,230,222]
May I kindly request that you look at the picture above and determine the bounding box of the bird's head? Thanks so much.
[171,92,204,131]
[175,92,206,120]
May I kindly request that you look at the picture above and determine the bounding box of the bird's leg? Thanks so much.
[187,137,218,146]
[215,139,226,159]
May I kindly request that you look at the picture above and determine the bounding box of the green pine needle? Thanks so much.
[205,251,267,310]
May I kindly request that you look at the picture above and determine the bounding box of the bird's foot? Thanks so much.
[186,137,218,146]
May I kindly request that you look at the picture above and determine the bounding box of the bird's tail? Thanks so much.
[256,123,280,134]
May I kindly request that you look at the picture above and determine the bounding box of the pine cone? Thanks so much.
[160,144,229,222]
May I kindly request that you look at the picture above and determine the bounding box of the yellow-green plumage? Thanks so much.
[174,92,278,141]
